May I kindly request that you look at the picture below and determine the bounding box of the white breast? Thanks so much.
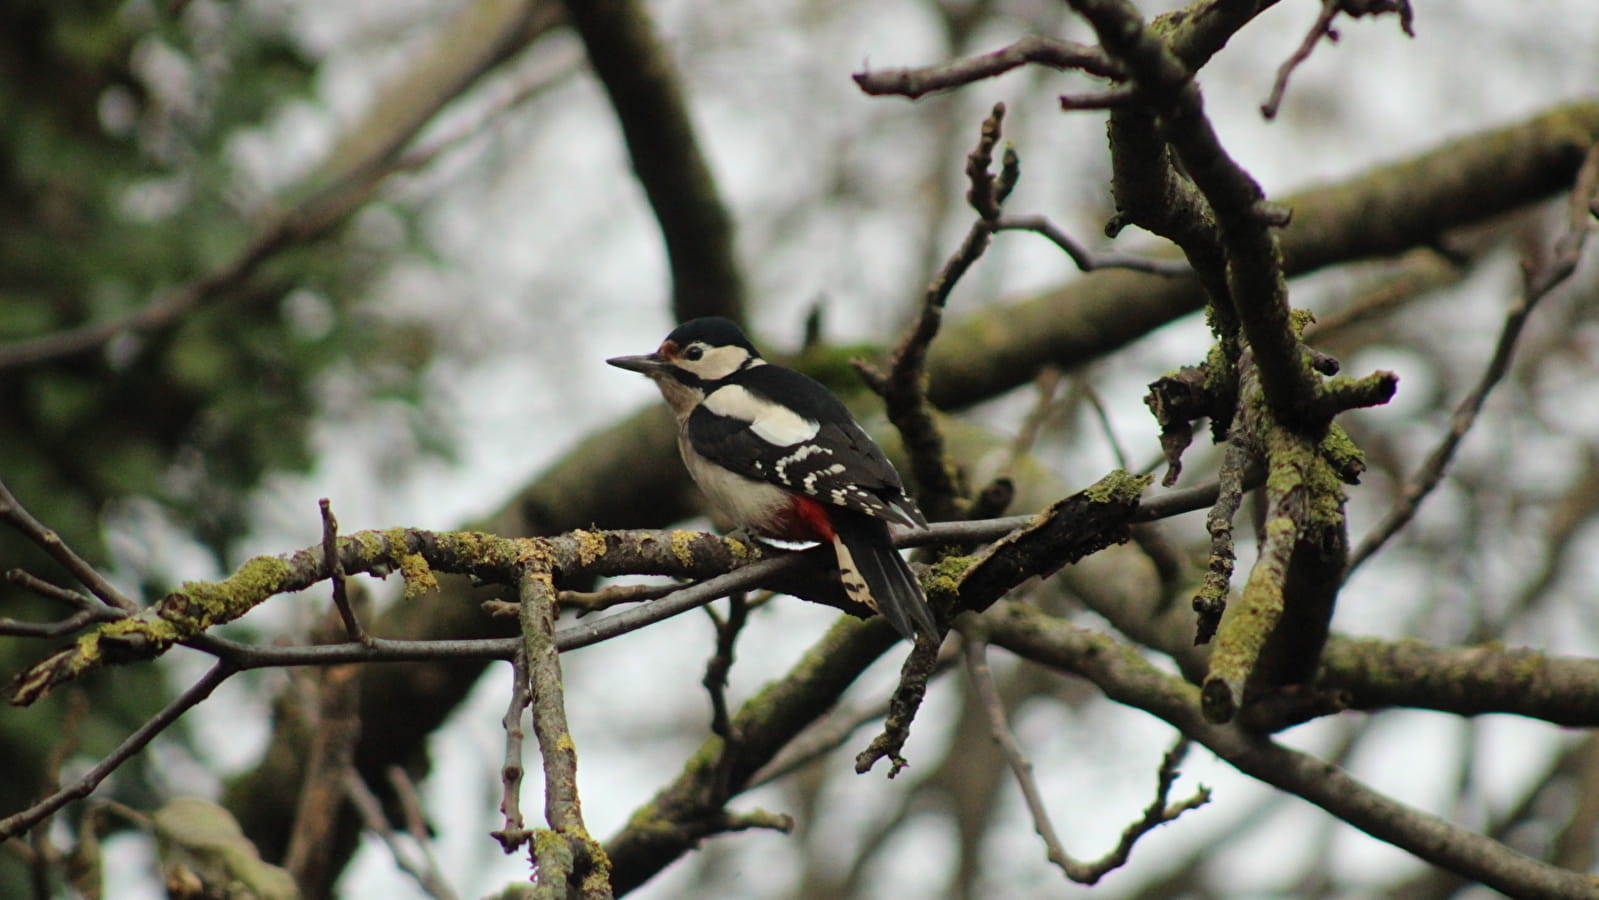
[680,433,793,532]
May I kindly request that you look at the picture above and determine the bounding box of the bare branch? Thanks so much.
[1348,140,1599,574]
[702,593,749,800]
[1263,0,1417,120]
[853,636,940,777]
[320,499,367,644]
[1260,0,1341,120]
[0,478,137,613]
[963,625,1207,884]
[987,602,1595,900]
[868,103,1016,520]
[343,769,460,900]
[993,214,1191,278]
[491,649,532,853]
[854,35,1121,99]
[0,662,236,841]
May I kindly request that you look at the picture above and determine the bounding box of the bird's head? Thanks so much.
[607,318,766,402]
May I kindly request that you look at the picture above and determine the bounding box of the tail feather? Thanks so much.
[830,512,939,643]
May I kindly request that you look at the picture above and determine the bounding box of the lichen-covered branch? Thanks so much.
[518,569,611,898]
[8,527,767,705]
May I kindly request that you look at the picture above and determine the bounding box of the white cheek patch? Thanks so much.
[704,385,820,446]
[684,345,753,380]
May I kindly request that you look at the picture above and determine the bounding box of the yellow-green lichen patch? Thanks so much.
[160,554,291,632]
[510,536,558,575]
[112,611,182,646]
[1319,422,1367,480]
[668,529,700,567]
[398,552,438,601]
[1083,469,1154,505]
[572,529,608,568]
[725,535,755,562]
[927,555,975,600]
[351,530,391,569]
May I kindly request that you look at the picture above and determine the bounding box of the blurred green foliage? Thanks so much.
[0,0,435,873]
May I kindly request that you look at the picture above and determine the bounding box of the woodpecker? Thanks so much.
[607,317,939,644]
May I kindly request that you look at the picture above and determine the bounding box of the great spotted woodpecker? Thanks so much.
[607,317,939,644]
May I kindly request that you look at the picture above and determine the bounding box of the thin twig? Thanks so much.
[492,648,533,853]
[962,628,1074,875]
[1347,140,1599,574]
[0,611,101,639]
[0,662,236,840]
[853,634,940,777]
[1078,377,1130,472]
[962,626,1209,884]
[388,767,461,900]
[703,593,749,800]
[993,214,1191,278]
[1058,85,1144,110]
[558,581,680,616]
[871,104,1016,520]
[0,478,136,612]
[854,34,1121,99]
[1263,0,1416,119]
[320,498,367,643]
[343,769,460,900]
[1260,0,1340,120]
[4,570,102,611]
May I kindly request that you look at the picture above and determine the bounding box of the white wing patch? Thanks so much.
[704,384,820,445]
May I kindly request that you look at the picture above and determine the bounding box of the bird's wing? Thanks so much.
[686,367,925,528]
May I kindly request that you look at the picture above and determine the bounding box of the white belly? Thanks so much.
[680,437,793,533]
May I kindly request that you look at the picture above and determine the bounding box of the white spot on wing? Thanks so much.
[704,385,820,446]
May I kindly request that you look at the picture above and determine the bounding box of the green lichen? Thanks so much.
[352,530,389,565]
[1263,426,1345,528]
[1289,307,1316,337]
[1319,422,1366,479]
[926,555,974,601]
[1083,469,1154,504]
[529,828,574,896]
[1203,514,1298,724]
[398,552,438,601]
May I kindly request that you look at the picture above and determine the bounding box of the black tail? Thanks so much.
[830,512,939,643]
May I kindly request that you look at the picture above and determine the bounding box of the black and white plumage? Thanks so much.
[607,317,939,643]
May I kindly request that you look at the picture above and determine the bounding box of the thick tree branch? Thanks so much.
[562,0,745,323]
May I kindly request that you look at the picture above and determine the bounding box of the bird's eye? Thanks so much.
[684,345,705,361]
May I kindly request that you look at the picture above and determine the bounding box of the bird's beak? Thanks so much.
[606,352,670,376]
